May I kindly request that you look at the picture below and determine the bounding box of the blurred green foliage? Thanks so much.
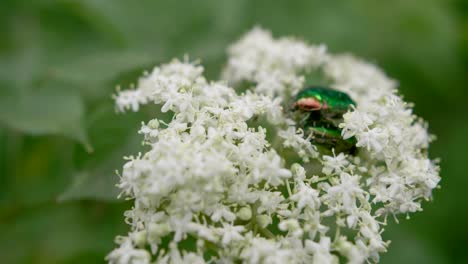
[0,0,467,263]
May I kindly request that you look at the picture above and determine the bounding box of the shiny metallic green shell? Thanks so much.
[294,86,356,114]
[292,86,357,154]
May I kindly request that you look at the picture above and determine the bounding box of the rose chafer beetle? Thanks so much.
[291,86,357,154]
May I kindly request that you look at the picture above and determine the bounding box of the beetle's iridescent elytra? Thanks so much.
[291,86,357,153]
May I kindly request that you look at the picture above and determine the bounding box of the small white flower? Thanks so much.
[322,152,349,175]
[220,223,245,245]
[138,119,160,142]
[170,214,193,242]
[305,237,338,264]
[278,127,318,162]
[323,172,367,214]
[106,238,151,264]
[290,182,320,210]
[356,127,389,153]
[340,110,374,139]
[210,205,236,223]
[115,90,148,112]
[279,219,303,238]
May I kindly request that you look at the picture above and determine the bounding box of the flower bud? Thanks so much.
[237,207,252,221]
[256,215,271,228]
[131,230,147,248]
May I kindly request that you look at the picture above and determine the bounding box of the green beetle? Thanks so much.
[291,86,357,153]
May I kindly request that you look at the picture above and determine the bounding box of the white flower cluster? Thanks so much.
[222,27,326,99]
[107,28,440,264]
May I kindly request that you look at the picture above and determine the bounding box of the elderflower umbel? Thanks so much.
[107,27,440,264]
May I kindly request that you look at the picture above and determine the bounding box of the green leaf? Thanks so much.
[58,102,147,201]
[58,134,141,202]
[0,87,91,150]
[48,51,161,99]
[0,201,130,264]
[59,101,173,201]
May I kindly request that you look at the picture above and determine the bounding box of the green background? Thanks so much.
[0,0,467,263]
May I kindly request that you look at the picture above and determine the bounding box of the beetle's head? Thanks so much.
[292,97,323,111]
